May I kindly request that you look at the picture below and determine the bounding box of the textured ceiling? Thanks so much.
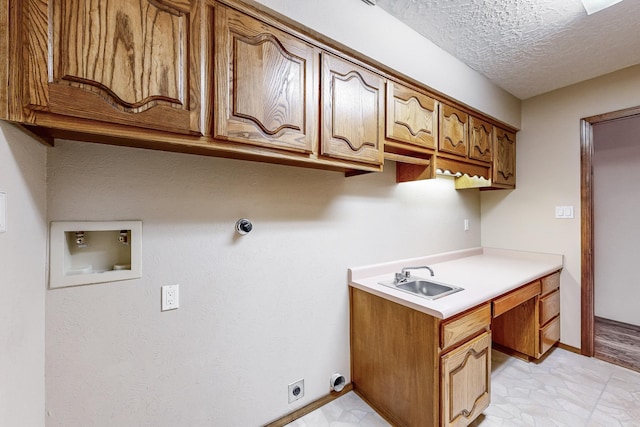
[374,0,640,99]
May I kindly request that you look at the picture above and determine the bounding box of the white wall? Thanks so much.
[45,140,481,426]
[43,4,520,424]
[481,64,640,349]
[254,0,521,129]
[0,2,520,424]
[593,116,640,326]
[0,122,47,426]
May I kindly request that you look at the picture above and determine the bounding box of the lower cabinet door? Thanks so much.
[441,332,491,427]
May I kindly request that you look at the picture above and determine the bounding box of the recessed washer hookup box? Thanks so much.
[49,220,142,289]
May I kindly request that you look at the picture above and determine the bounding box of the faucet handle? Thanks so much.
[394,271,411,284]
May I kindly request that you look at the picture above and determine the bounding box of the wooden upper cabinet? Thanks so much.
[36,0,202,134]
[385,81,438,150]
[439,104,469,157]
[2,0,517,179]
[493,127,516,187]
[469,117,493,163]
[321,53,384,166]
[214,4,317,154]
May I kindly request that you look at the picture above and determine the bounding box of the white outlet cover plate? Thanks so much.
[162,284,179,311]
[0,192,6,232]
[288,379,304,404]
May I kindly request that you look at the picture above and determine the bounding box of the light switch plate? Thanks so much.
[0,192,6,232]
[555,205,574,219]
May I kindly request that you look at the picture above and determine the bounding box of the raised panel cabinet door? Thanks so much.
[469,117,493,163]
[386,81,437,149]
[493,128,516,187]
[439,104,469,157]
[321,53,384,165]
[441,332,491,427]
[45,0,201,134]
[214,5,316,153]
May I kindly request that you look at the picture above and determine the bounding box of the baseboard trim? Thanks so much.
[558,342,581,355]
[264,383,354,427]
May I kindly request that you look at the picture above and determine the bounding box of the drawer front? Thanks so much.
[539,315,560,356]
[541,271,560,296]
[493,280,540,318]
[441,303,491,351]
[539,289,560,326]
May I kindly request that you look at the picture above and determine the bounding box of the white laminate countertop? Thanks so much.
[348,247,563,319]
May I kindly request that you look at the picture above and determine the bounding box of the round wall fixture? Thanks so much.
[235,218,253,235]
[330,373,346,392]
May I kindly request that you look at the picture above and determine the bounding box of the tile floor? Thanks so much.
[286,348,640,426]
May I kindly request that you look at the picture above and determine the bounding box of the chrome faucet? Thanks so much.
[394,265,435,284]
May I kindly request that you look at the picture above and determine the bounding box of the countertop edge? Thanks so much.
[348,247,564,319]
[349,281,446,318]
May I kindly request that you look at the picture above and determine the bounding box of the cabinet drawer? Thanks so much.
[539,289,560,326]
[441,303,491,351]
[539,316,560,356]
[492,280,540,318]
[541,271,560,296]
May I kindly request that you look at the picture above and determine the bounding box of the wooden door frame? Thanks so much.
[581,105,640,356]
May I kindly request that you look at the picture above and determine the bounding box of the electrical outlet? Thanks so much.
[161,284,179,311]
[288,379,304,404]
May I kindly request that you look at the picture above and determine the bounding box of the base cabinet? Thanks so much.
[538,273,561,356]
[350,270,561,425]
[492,271,561,359]
[441,332,491,427]
[350,287,491,427]
[350,287,440,427]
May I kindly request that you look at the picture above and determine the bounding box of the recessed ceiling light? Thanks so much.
[581,0,624,15]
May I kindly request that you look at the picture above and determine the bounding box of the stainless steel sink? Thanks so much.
[379,277,463,300]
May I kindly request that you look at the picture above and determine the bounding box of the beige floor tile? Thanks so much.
[287,348,640,426]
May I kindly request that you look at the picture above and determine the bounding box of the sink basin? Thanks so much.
[379,277,463,300]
